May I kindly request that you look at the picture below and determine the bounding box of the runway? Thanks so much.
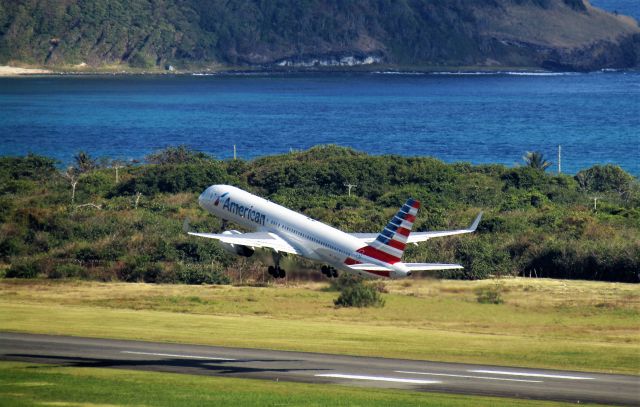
[1,332,637,405]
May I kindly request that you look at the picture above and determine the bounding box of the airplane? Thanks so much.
[189,185,482,279]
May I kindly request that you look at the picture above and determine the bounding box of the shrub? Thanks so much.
[174,240,231,266]
[49,263,86,279]
[523,239,640,283]
[0,154,56,184]
[74,245,101,262]
[118,255,149,282]
[501,167,547,190]
[328,273,362,292]
[575,165,634,194]
[142,263,164,283]
[177,263,230,285]
[475,282,504,304]
[115,163,227,195]
[446,238,511,280]
[6,258,39,278]
[0,236,26,259]
[128,53,154,68]
[77,171,112,197]
[145,146,212,165]
[334,277,385,308]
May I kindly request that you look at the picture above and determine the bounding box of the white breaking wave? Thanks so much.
[372,71,425,75]
[504,71,581,76]
[431,71,581,76]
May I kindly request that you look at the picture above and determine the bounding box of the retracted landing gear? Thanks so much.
[321,265,338,278]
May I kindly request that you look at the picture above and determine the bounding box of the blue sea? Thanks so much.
[590,0,640,20]
[1,72,638,176]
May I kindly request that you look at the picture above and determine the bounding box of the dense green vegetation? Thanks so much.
[0,145,638,283]
[332,274,386,307]
[0,0,638,71]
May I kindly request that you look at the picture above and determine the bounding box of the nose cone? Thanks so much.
[198,186,212,208]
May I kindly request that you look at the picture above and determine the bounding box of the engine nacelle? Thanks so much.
[220,230,255,257]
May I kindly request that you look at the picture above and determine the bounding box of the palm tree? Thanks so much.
[523,151,551,171]
[74,151,97,173]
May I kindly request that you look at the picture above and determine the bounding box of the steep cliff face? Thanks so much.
[0,0,638,71]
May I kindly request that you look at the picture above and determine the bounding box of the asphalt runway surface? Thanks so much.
[1,332,638,405]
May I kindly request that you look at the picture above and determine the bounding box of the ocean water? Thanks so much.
[0,72,638,176]
[590,0,640,20]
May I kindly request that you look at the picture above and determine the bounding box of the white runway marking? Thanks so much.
[121,351,235,361]
[395,370,542,383]
[315,373,440,384]
[469,370,595,380]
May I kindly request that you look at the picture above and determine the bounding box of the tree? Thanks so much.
[62,167,79,204]
[74,151,97,173]
[575,164,634,192]
[145,146,211,165]
[522,151,551,171]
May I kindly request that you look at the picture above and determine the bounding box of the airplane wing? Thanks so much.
[347,263,463,271]
[188,231,300,255]
[350,212,483,244]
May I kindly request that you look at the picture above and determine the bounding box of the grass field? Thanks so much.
[0,361,608,407]
[0,278,638,375]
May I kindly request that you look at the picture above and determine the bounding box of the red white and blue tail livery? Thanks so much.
[359,198,419,265]
[190,185,482,280]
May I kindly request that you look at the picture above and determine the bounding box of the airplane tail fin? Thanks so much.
[356,198,419,265]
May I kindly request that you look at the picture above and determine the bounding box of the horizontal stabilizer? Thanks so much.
[403,263,463,271]
[347,263,463,271]
[347,263,393,271]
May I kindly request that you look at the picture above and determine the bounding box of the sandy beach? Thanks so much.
[0,66,51,76]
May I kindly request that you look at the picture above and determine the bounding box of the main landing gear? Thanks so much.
[268,252,286,279]
[321,265,338,278]
[267,265,286,279]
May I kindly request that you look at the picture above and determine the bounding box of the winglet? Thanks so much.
[469,211,483,232]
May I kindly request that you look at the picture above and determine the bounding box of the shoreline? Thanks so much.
[0,66,52,76]
[1,64,638,77]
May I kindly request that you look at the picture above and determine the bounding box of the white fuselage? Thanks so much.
[198,185,406,277]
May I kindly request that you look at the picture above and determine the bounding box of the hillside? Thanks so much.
[0,0,639,71]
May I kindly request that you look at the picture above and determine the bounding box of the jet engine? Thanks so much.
[219,230,255,257]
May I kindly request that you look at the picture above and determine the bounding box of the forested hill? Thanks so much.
[1,0,639,71]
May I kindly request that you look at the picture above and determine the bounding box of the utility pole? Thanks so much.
[344,183,357,197]
[592,196,599,211]
[233,144,237,160]
[558,145,562,174]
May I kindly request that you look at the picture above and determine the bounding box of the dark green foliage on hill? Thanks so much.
[0,154,56,184]
[145,146,213,165]
[0,145,638,284]
[0,0,637,70]
[576,164,637,195]
[115,162,227,195]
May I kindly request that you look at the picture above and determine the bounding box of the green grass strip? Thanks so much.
[0,361,607,407]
